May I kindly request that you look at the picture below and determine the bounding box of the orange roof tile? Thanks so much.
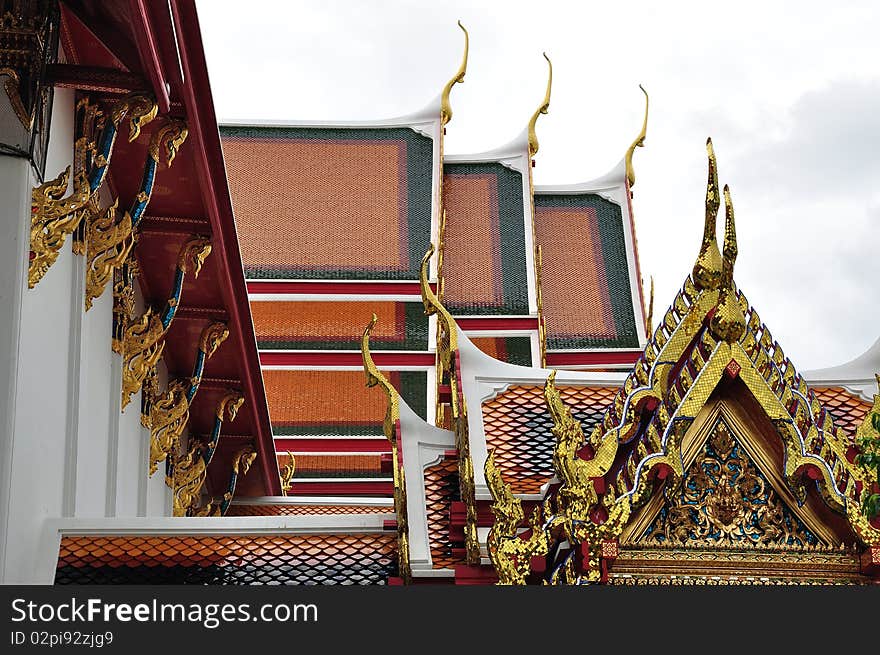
[279,453,384,477]
[482,385,619,494]
[442,173,503,308]
[263,369,386,427]
[812,387,872,435]
[424,457,464,569]
[224,137,407,272]
[534,195,639,349]
[56,534,397,584]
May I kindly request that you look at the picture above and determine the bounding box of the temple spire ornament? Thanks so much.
[692,138,723,291]
[709,184,747,343]
[527,52,552,158]
[362,314,412,583]
[439,20,468,127]
[625,85,649,188]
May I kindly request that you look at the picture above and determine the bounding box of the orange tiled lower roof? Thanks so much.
[56,534,397,584]
[277,453,384,477]
[482,385,619,494]
[263,369,387,427]
[263,369,427,436]
[811,387,872,435]
[252,300,400,343]
[424,457,464,569]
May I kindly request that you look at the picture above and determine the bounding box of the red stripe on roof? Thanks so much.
[260,352,435,367]
[545,350,642,366]
[274,438,391,453]
[247,280,434,296]
[456,317,538,331]
[288,482,393,496]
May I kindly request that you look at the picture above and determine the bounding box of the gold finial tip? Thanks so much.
[723,183,730,192]
[639,83,647,94]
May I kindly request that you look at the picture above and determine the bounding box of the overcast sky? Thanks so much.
[197,0,880,371]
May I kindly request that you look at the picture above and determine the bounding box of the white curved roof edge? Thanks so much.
[803,336,880,401]
[218,93,443,130]
[398,393,456,573]
[803,335,880,382]
[456,322,628,386]
[444,125,530,164]
[535,155,627,194]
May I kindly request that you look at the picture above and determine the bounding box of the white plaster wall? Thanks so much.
[4,88,76,582]
[74,281,113,517]
[0,155,31,582]
[1,87,174,582]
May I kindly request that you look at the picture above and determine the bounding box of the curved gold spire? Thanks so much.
[280,451,296,496]
[527,52,552,158]
[361,314,411,583]
[645,275,654,337]
[362,314,401,439]
[692,138,723,290]
[419,244,459,352]
[710,185,746,343]
[440,21,469,126]
[625,84,649,188]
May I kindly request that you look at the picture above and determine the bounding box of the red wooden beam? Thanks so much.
[168,0,279,494]
[128,0,172,113]
[260,352,435,367]
[455,317,538,331]
[545,350,642,366]
[287,481,393,496]
[273,438,391,453]
[246,280,433,296]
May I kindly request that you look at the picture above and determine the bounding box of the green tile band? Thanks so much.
[258,303,428,351]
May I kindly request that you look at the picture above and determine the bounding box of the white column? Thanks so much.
[0,155,31,583]
[2,87,77,583]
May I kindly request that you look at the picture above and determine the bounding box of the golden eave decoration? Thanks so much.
[419,244,480,564]
[527,52,552,158]
[439,20,468,127]
[362,314,411,583]
[692,138,723,291]
[624,84,649,188]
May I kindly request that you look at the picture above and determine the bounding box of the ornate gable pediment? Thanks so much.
[483,139,880,585]
[625,399,850,550]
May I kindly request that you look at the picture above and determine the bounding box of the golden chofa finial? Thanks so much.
[440,21,469,126]
[362,313,401,440]
[625,85,649,189]
[692,138,723,291]
[709,184,747,343]
[527,52,552,158]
